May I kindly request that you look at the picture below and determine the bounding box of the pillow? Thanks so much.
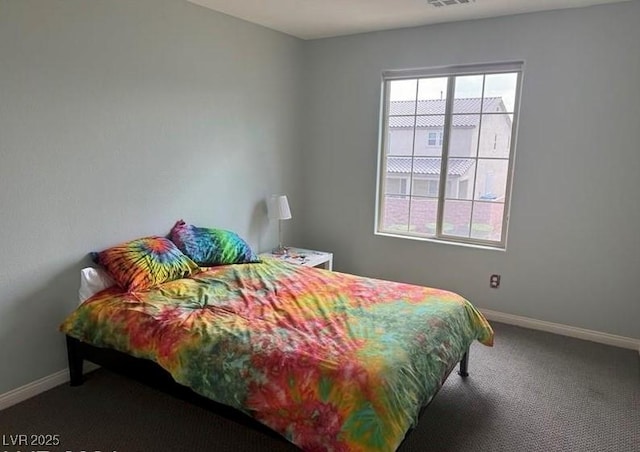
[92,236,198,292]
[78,267,115,304]
[169,220,259,267]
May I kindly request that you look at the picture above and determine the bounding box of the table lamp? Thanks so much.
[268,194,292,255]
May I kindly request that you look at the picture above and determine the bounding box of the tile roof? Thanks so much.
[386,156,473,176]
[388,97,503,128]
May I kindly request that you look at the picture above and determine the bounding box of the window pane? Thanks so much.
[445,159,476,200]
[411,178,439,198]
[417,77,448,114]
[389,79,417,102]
[478,113,512,158]
[409,197,438,234]
[475,159,508,201]
[428,180,439,196]
[471,202,504,241]
[484,73,518,112]
[414,118,445,157]
[412,179,428,196]
[381,195,410,232]
[418,77,448,101]
[385,156,411,192]
[387,124,414,156]
[404,157,443,194]
[449,114,480,157]
[385,177,400,195]
[443,199,472,237]
[453,75,484,113]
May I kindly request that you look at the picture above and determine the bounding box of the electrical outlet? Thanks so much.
[490,274,501,288]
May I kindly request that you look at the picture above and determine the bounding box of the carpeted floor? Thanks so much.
[1,322,638,452]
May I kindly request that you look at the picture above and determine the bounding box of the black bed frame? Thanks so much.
[66,335,470,447]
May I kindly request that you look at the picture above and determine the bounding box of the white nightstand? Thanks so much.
[259,247,333,271]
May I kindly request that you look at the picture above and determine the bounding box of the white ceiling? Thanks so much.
[187,0,630,40]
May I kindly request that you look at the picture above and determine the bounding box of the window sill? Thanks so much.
[374,231,507,252]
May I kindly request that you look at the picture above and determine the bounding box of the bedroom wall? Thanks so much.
[297,1,640,339]
[0,0,303,394]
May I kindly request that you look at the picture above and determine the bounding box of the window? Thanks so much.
[385,177,408,196]
[412,179,439,197]
[427,130,443,146]
[376,62,522,248]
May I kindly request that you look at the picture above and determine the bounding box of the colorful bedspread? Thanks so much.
[61,259,493,451]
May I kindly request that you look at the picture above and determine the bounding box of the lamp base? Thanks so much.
[271,245,289,256]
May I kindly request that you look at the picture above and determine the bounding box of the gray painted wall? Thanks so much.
[298,2,640,339]
[0,0,303,394]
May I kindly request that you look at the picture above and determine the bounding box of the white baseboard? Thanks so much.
[481,308,640,354]
[0,363,100,412]
[0,369,68,411]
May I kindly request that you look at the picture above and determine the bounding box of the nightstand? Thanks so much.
[259,247,333,271]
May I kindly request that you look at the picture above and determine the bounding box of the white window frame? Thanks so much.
[375,62,523,249]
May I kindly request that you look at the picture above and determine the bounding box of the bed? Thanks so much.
[61,257,493,451]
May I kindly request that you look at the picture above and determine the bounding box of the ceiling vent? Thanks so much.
[426,0,475,7]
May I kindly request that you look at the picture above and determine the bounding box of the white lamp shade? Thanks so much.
[268,195,292,220]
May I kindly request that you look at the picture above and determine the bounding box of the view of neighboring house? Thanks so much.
[382,97,512,240]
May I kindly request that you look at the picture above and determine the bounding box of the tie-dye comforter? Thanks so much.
[60,259,493,451]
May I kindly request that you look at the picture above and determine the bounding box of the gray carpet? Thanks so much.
[1,322,638,452]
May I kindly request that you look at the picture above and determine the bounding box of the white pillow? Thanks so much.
[78,267,115,304]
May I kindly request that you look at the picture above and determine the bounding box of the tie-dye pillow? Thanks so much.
[92,236,198,292]
[169,220,260,267]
